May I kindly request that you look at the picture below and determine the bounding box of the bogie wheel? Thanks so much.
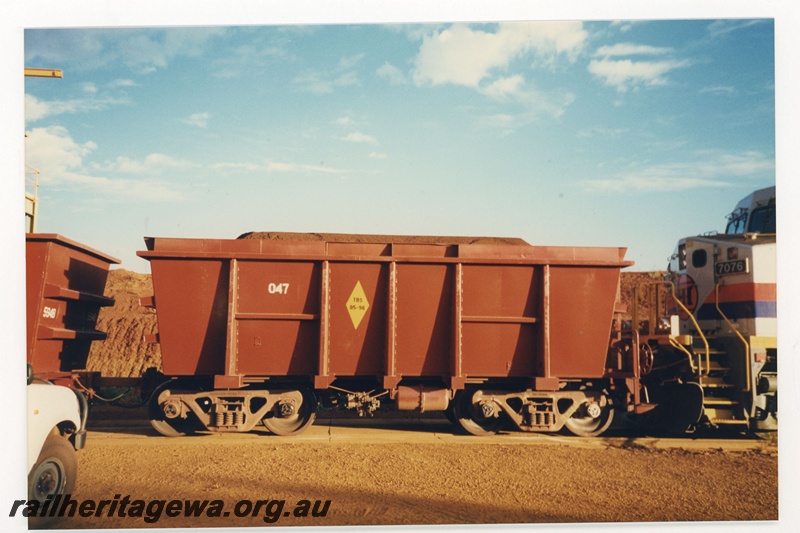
[564,397,614,437]
[453,389,504,436]
[148,384,201,437]
[444,400,458,425]
[28,431,77,527]
[262,389,317,436]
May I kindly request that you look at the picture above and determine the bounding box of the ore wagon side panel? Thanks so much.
[234,260,320,375]
[328,262,388,376]
[395,264,454,376]
[547,266,620,378]
[150,259,229,376]
[460,265,539,376]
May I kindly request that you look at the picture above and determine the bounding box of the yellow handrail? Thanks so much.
[669,337,697,373]
[663,280,710,376]
[633,280,710,377]
[715,283,751,392]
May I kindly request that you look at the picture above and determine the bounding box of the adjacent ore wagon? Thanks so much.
[139,234,656,437]
[26,234,119,383]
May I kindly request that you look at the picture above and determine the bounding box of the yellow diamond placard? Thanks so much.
[346,281,370,329]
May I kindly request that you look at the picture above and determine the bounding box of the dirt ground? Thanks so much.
[45,412,777,530]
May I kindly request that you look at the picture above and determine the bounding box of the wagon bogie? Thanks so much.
[148,383,317,436]
[453,387,614,436]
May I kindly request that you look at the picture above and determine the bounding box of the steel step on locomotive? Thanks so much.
[25,188,777,438]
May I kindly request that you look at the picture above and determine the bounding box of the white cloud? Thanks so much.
[590,39,689,93]
[594,43,673,57]
[294,52,364,94]
[341,132,379,145]
[265,162,343,174]
[25,28,226,74]
[707,20,762,38]
[212,160,346,176]
[479,75,525,99]
[576,127,628,139]
[700,85,735,95]
[102,153,199,175]
[585,173,731,193]
[109,79,137,88]
[334,71,359,88]
[368,152,387,159]
[24,126,183,201]
[336,116,355,126]
[183,112,210,128]
[25,93,125,122]
[26,126,96,173]
[25,94,54,122]
[377,62,407,85]
[339,53,365,70]
[583,150,774,192]
[82,83,98,94]
[412,22,587,88]
[293,71,334,94]
[294,69,360,94]
[408,22,584,132]
[588,58,690,92]
[610,21,638,33]
[211,162,263,173]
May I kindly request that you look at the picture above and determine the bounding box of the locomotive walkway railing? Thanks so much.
[633,280,711,379]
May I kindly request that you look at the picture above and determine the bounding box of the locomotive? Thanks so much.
[663,186,777,431]
[25,189,777,438]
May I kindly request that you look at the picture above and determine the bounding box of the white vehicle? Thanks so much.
[27,365,87,523]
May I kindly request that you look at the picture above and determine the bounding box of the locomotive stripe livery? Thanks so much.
[695,282,777,320]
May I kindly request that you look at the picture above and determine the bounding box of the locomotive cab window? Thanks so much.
[748,205,776,234]
[726,212,746,234]
[691,249,707,268]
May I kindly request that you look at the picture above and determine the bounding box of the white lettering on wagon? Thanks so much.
[42,306,57,319]
[268,283,290,295]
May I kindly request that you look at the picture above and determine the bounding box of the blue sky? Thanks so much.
[19,18,776,272]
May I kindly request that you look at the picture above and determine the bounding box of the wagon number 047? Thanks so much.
[268,282,290,295]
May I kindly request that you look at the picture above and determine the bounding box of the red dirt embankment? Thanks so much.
[86,269,159,378]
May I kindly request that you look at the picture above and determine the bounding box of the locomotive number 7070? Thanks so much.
[268,282,290,294]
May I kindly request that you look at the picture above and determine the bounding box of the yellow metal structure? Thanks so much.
[24,68,63,78]
[25,164,40,233]
[24,67,63,232]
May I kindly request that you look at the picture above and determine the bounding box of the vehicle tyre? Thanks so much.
[28,431,77,527]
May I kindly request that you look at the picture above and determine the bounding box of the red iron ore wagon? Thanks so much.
[26,234,119,383]
[138,233,658,437]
